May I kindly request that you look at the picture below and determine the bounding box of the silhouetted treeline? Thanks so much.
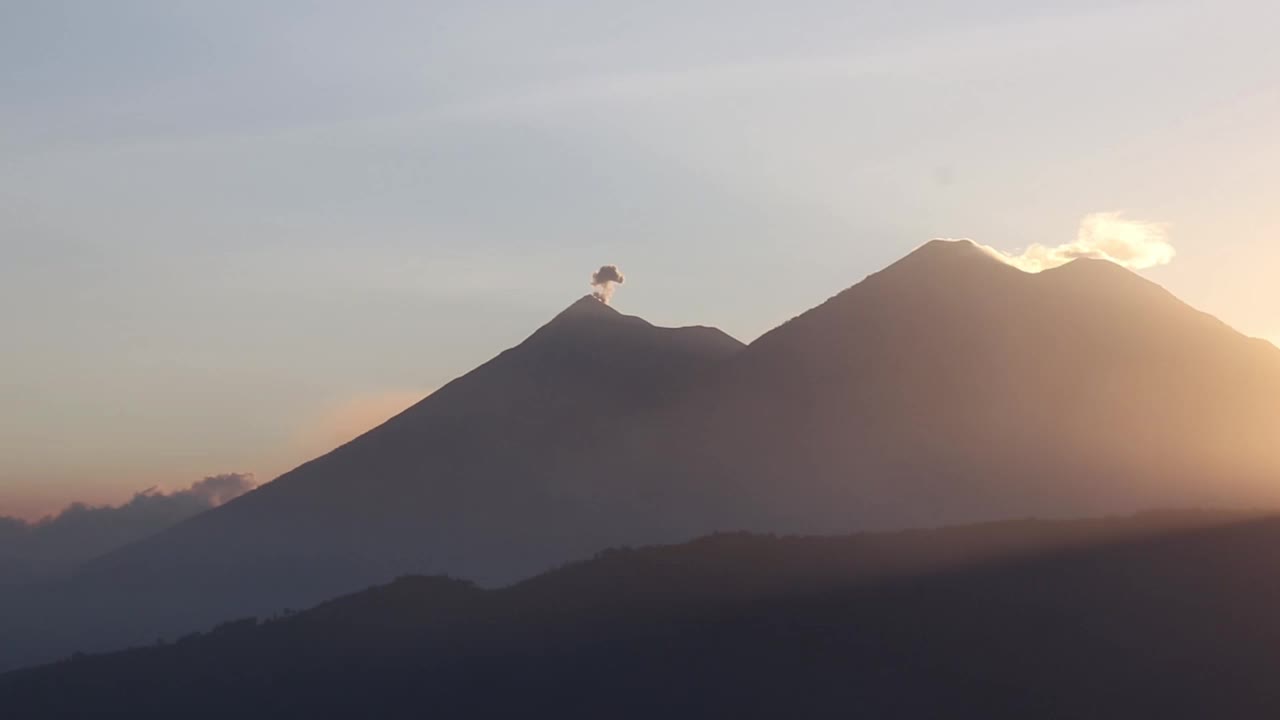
[4,510,1279,718]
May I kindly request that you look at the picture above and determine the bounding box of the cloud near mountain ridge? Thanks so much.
[944,211,1175,273]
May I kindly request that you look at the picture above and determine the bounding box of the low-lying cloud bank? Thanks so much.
[0,474,257,585]
[976,212,1175,273]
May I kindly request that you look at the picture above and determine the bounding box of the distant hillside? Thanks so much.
[5,510,1277,719]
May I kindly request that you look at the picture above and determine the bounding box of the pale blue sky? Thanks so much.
[3,0,1278,517]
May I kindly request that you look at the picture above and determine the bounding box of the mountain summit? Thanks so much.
[87,296,743,583]
[4,245,1279,671]
[554,293,623,318]
[657,240,1280,532]
[0,299,748,671]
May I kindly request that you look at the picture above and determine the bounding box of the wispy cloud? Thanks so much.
[986,212,1175,273]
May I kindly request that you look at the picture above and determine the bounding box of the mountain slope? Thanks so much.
[641,239,1280,532]
[5,511,1277,719]
[0,297,743,670]
[7,241,1280,671]
[95,295,743,585]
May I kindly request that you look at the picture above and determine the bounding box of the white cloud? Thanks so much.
[986,212,1175,273]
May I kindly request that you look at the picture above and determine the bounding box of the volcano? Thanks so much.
[5,241,1280,671]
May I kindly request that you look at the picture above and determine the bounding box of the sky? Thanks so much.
[2,0,1277,519]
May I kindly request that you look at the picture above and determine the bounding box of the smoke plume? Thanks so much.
[590,264,626,303]
[987,212,1175,273]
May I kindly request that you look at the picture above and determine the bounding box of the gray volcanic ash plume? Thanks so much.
[590,264,625,303]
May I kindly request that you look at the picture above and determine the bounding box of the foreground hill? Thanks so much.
[4,510,1277,719]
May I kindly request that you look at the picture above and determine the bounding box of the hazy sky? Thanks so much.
[3,0,1277,518]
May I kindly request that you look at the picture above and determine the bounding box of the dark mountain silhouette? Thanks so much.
[4,242,1280,671]
[637,239,1280,532]
[0,296,744,670]
[87,295,742,586]
[5,510,1279,719]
